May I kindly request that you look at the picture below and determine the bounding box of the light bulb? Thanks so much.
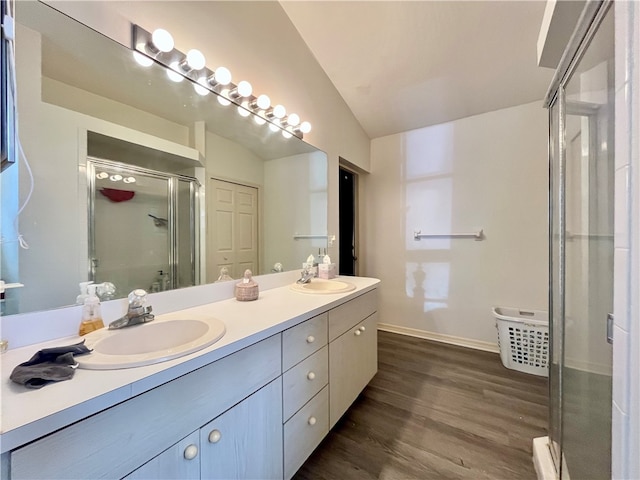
[151,29,174,53]
[218,90,231,106]
[96,172,109,180]
[133,51,153,67]
[186,49,206,70]
[193,77,209,97]
[299,121,312,133]
[123,177,137,184]
[287,113,300,127]
[167,62,184,82]
[214,67,232,85]
[268,122,280,132]
[282,130,293,139]
[273,104,286,119]
[237,80,252,97]
[109,174,123,182]
[238,105,251,117]
[254,116,266,125]
[256,94,270,110]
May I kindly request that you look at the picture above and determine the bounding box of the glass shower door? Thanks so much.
[556,6,614,479]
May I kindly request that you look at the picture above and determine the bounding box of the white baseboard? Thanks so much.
[533,436,558,480]
[377,323,500,354]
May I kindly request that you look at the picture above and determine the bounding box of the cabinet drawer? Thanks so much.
[282,345,328,421]
[328,289,377,341]
[283,386,329,480]
[282,312,328,371]
[11,335,282,480]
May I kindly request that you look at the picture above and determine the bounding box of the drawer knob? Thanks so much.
[306,335,315,343]
[359,326,366,332]
[184,444,198,460]
[208,429,222,443]
[308,416,317,426]
[354,329,361,336]
[307,371,316,381]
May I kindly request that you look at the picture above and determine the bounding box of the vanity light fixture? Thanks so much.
[271,104,286,120]
[214,66,232,86]
[133,51,153,68]
[132,24,312,139]
[150,29,174,53]
[194,77,210,96]
[229,80,252,99]
[237,104,251,117]
[299,121,312,134]
[284,113,300,127]
[217,89,232,106]
[96,172,109,180]
[251,94,271,111]
[123,176,137,184]
[166,62,184,82]
[109,174,123,182]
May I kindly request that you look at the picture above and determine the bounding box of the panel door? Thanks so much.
[207,178,258,280]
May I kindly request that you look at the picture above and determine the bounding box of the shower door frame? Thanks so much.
[544,0,614,477]
[87,157,200,292]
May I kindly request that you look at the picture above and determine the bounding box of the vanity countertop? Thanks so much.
[0,276,379,454]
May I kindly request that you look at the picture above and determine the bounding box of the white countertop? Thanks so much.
[0,276,379,454]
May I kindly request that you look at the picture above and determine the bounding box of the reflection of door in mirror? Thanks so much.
[207,178,258,281]
[89,159,199,296]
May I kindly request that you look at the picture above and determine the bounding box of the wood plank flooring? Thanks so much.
[294,331,548,480]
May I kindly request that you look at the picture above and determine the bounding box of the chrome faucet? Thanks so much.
[108,289,155,329]
[296,268,314,284]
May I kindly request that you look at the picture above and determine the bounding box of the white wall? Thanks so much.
[365,101,548,347]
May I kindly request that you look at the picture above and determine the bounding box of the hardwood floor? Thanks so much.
[294,331,548,480]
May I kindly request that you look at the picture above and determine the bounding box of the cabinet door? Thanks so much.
[124,430,200,480]
[200,378,283,480]
[329,312,378,427]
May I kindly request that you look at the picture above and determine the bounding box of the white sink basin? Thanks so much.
[290,279,356,294]
[77,318,226,370]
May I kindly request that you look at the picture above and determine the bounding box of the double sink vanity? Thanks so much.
[1,274,379,480]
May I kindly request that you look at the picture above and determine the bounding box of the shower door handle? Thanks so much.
[606,313,614,344]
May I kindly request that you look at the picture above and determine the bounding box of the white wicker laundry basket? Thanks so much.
[493,307,549,377]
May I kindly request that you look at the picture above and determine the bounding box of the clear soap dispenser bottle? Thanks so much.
[79,284,104,335]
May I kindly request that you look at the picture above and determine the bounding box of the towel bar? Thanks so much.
[413,229,484,240]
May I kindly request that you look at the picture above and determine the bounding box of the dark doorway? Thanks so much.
[339,167,357,275]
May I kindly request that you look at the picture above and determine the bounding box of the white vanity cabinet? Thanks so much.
[10,335,282,480]
[124,379,283,480]
[6,284,379,480]
[328,290,378,427]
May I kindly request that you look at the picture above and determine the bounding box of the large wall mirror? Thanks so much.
[0,1,328,316]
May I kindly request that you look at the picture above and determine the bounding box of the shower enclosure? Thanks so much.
[87,158,200,297]
[545,2,614,478]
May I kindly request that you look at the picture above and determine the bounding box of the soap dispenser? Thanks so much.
[76,281,94,305]
[79,284,104,335]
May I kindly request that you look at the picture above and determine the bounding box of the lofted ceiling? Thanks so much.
[281,1,555,139]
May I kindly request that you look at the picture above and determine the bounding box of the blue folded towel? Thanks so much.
[10,341,91,389]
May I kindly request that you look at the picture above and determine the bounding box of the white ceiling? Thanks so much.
[281,1,555,139]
